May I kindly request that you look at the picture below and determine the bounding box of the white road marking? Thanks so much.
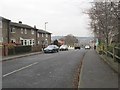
[3,62,38,77]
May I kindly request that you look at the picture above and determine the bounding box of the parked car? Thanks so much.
[44,45,59,53]
[60,45,68,51]
[85,45,91,49]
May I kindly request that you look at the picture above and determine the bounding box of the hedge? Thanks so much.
[8,45,32,55]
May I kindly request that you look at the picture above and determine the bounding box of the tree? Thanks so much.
[88,1,119,46]
[60,34,78,47]
[53,39,59,46]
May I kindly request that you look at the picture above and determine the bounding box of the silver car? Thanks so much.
[60,45,68,51]
[44,45,59,53]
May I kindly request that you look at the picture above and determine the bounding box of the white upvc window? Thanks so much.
[28,40,31,45]
[46,34,48,37]
[37,33,39,37]
[21,28,23,34]
[25,29,27,34]
[32,39,35,45]
[30,40,32,45]
[31,29,34,34]
[42,34,44,37]
[11,27,15,33]
[20,40,23,45]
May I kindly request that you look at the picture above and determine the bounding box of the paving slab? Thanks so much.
[78,50,118,88]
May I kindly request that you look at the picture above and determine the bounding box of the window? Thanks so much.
[30,40,32,45]
[46,34,48,37]
[21,28,23,34]
[21,40,23,45]
[37,33,39,37]
[11,27,15,33]
[38,41,40,44]
[42,34,44,37]
[33,40,35,45]
[31,29,34,34]
[24,40,27,45]
[11,39,16,43]
[25,29,27,34]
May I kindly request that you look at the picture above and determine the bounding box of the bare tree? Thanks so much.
[60,34,78,47]
[88,1,119,46]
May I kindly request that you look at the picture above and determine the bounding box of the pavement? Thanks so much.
[95,49,119,74]
[1,51,43,61]
[78,49,118,88]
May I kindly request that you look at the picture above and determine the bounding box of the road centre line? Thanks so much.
[3,62,39,78]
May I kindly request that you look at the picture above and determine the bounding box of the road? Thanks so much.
[2,49,86,88]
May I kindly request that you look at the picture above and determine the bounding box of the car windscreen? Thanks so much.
[47,45,54,48]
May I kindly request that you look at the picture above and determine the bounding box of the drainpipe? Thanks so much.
[36,29,38,46]
[8,20,10,43]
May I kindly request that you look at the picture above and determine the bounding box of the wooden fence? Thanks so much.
[98,45,120,62]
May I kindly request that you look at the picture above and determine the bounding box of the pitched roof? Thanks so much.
[10,22,35,29]
[38,29,52,34]
[0,16,10,21]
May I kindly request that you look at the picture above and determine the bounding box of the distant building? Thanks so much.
[58,39,65,45]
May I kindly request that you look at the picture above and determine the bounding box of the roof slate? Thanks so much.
[38,29,52,34]
[10,22,34,29]
[1,16,52,34]
[0,16,10,21]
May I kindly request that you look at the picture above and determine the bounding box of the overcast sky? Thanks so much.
[1,0,93,37]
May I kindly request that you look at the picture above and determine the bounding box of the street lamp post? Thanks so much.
[44,22,48,46]
[45,22,48,31]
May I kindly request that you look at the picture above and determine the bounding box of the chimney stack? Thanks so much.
[19,21,22,24]
[34,25,36,29]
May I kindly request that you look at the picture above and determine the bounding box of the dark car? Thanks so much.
[74,43,80,49]
[59,45,68,51]
[74,46,80,49]
[44,45,59,53]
